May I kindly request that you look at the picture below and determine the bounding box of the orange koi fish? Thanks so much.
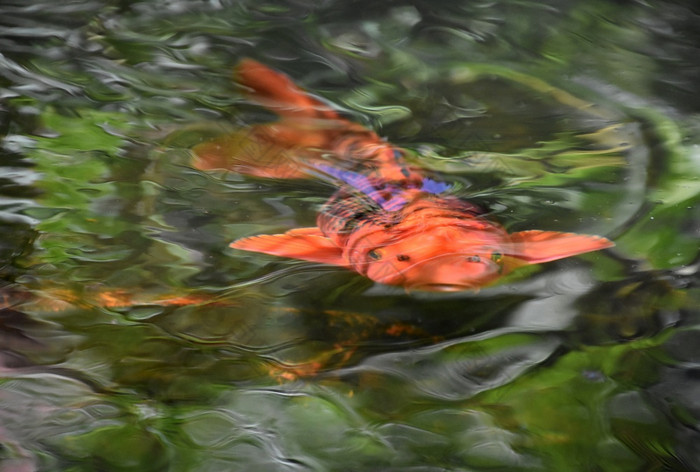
[193,60,613,291]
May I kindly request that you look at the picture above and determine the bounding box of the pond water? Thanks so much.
[1,0,699,470]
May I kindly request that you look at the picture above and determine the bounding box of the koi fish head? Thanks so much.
[348,222,614,292]
[350,223,511,291]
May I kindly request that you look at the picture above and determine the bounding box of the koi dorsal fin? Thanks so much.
[235,59,342,121]
[192,126,309,178]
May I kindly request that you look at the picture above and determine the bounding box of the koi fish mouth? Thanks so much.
[409,283,476,292]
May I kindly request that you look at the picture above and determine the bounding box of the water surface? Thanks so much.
[1,0,699,470]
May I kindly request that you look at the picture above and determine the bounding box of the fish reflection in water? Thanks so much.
[193,60,613,291]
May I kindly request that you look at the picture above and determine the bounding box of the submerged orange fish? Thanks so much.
[193,60,613,291]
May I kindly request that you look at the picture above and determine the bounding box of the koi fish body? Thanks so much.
[193,60,613,291]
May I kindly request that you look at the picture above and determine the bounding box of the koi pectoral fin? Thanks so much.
[230,227,347,267]
[506,230,614,264]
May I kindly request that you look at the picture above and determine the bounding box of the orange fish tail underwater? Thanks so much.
[193,59,614,291]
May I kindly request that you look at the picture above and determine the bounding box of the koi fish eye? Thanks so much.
[466,255,481,263]
[368,249,383,260]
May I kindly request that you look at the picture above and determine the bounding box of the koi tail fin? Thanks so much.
[192,59,369,178]
[235,59,341,121]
